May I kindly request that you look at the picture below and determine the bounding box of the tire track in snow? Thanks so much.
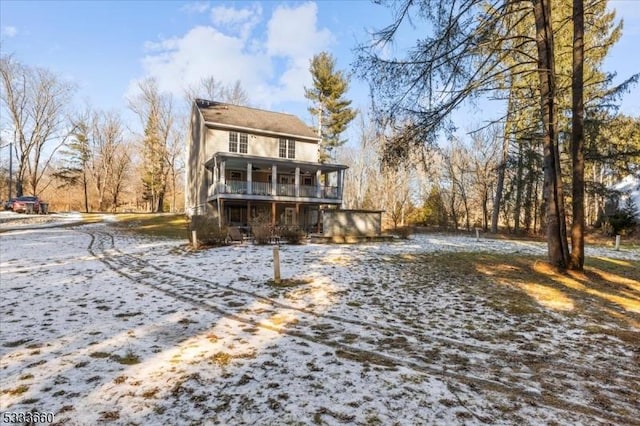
[83,227,640,425]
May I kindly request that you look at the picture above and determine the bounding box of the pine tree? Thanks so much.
[305,52,356,162]
[53,117,90,212]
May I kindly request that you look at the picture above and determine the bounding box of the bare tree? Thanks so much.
[129,78,175,212]
[470,127,500,231]
[184,76,225,103]
[0,55,75,196]
[184,76,249,105]
[87,111,126,211]
[107,140,131,212]
[338,112,379,209]
[225,80,250,106]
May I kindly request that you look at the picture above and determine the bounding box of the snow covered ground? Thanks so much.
[1,221,638,425]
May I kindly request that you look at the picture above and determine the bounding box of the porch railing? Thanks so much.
[208,180,340,199]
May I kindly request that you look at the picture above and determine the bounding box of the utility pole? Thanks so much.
[8,141,13,200]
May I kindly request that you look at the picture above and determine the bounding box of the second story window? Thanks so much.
[279,138,295,159]
[239,133,248,153]
[229,132,248,153]
[229,132,238,152]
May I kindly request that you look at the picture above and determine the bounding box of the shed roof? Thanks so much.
[195,99,320,141]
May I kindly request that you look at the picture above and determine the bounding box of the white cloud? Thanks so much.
[265,3,334,101]
[132,2,333,110]
[1,26,18,38]
[180,1,210,14]
[266,2,333,58]
[133,26,270,102]
[211,3,262,40]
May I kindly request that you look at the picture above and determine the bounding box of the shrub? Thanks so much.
[189,215,228,247]
[605,198,637,236]
[250,212,273,245]
[280,226,306,244]
[395,226,413,239]
[251,225,272,245]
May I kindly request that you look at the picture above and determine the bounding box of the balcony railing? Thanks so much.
[208,180,340,199]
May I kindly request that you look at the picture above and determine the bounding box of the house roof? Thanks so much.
[195,99,320,142]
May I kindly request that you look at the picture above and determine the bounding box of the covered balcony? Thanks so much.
[205,153,346,204]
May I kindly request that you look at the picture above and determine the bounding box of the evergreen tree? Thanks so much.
[141,114,167,212]
[305,52,356,162]
[53,117,90,212]
[129,78,174,213]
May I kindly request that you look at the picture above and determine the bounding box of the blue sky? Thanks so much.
[1,0,639,140]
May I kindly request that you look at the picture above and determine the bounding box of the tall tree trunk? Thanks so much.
[533,0,569,268]
[482,189,489,231]
[156,192,165,213]
[523,151,536,232]
[592,163,599,225]
[82,171,89,213]
[569,0,585,270]
[491,92,514,233]
[514,141,524,234]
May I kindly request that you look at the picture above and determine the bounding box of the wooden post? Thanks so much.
[476,228,480,242]
[615,235,621,251]
[272,202,277,226]
[273,245,281,284]
[192,230,198,249]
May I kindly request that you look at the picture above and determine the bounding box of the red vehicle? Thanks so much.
[11,196,41,214]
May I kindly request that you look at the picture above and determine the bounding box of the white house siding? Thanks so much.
[205,128,318,162]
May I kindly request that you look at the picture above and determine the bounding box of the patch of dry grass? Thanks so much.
[396,251,640,332]
[267,278,313,287]
[108,213,189,240]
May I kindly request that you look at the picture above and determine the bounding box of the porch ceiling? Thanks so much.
[204,152,348,174]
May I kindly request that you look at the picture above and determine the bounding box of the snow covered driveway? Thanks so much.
[1,224,638,425]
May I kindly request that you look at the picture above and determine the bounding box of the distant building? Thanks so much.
[610,174,640,219]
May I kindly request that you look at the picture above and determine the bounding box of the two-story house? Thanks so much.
[185,99,347,231]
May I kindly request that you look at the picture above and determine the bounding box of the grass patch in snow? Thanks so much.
[2,384,29,396]
[108,213,189,240]
[266,278,313,287]
[394,251,640,328]
[112,349,140,365]
[210,351,232,367]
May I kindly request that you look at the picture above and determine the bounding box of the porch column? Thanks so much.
[271,202,277,226]
[213,158,218,195]
[213,157,218,185]
[295,167,300,197]
[220,161,226,185]
[218,199,224,228]
[337,170,343,199]
[247,162,252,195]
[295,203,300,226]
[272,165,277,196]
[316,169,322,198]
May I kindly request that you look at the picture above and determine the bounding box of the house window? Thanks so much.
[230,171,242,180]
[229,132,248,153]
[229,132,238,152]
[279,138,295,159]
[239,133,248,153]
